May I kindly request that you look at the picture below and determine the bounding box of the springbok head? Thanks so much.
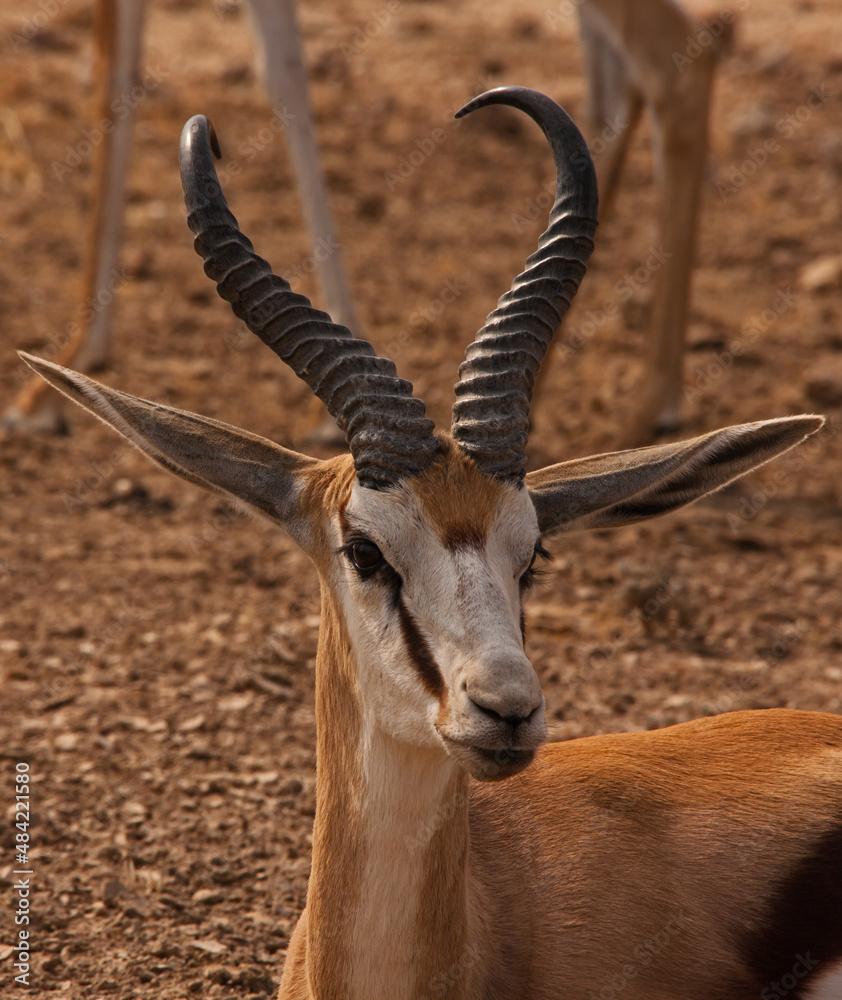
[22,88,821,781]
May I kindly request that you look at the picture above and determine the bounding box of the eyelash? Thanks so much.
[520,542,552,590]
[338,538,402,591]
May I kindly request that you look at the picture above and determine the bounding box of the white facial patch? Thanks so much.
[330,477,541,753]
[803,960,842,1000]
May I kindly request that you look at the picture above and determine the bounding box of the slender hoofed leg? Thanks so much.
[5,0,360,435]
[3,0,145,431]
[247,0,361,335]
[533,0,715,447]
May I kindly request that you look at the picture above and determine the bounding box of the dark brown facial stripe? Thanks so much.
[397,598,444,699]
[744,819,842,999]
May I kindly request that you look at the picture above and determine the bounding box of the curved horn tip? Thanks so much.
[455,91,494,119]
[455,86,559,121]
[181,114,222,160]
[454,86,596,190]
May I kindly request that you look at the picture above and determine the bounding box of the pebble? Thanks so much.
[191,938,227,955]
[798,254,842,292]
[192,888,225,904]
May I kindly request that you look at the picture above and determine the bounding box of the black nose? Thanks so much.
[469,697,538,728]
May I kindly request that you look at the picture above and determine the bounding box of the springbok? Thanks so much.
[22,88,842,1000]
[8,0,716,445]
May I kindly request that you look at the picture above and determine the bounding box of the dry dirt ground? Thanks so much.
[1,0,841,996]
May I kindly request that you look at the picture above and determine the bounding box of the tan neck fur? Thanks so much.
[304,589,480,1000]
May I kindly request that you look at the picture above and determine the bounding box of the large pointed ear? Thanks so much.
[19,353,320,543]
[526,416,824,536]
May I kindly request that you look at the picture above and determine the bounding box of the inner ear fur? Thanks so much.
[19,353,319,540]
[526,415,824,536]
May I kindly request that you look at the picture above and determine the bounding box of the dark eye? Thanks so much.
[520,541,551,590]
[348,540,385,575]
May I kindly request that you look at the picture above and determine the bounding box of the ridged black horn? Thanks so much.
[179,115,439,490]
[451,87,599,481]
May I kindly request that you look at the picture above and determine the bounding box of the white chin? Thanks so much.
[445,741,537,781]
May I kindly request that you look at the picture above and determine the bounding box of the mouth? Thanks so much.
[470,745,536,780]
[440,736,537,781]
